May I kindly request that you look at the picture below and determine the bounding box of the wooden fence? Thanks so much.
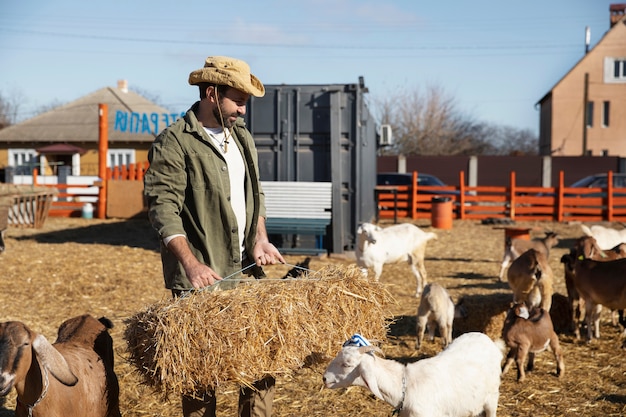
[0,184,57,228]
[376,171,626,223]
[32,161,150,218]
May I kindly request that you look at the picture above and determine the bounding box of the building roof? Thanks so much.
[36,143,87,155]
[536,14,626,106]
[0,83,182,145]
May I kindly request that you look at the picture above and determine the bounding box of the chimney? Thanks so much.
[610,3,626,27]
[117,79,129,93]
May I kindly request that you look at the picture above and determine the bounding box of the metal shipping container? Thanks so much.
[245,78,379,254]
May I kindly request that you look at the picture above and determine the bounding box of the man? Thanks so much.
[144,56,285,417]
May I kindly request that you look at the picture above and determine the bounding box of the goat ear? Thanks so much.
[357,359,385,401]
[32,334,78,386]
[358,345,384,357]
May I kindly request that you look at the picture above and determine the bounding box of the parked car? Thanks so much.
[376,172,460,196]
[566,173,626,199]
[569,173,626,189]
[537,173,626,198]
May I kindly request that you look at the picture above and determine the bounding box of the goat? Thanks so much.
[0,314,121,417]
[416,282,466,349]
[561,249,585,335]
[507,248,553,311]
[501,302,564,382]
[571,256,626,341]
[498,231,558,281]
[323,332,502,417]
[355,222,437,297]
[561,236,625,338]
[580,224,626,250]
[281,257,311,279]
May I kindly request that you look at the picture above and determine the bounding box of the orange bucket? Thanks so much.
[431,197,453,229]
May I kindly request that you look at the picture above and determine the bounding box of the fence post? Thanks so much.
[607,170,614,221]
[509,171,516,220]
[58,166,71,202]
[98,104,108,219]
[557,171,564,222]
[459,171,466,220]
[411,171,418,220]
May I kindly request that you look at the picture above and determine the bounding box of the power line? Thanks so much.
[0,27,583,52]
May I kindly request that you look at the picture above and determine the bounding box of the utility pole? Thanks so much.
[582,72,589,155]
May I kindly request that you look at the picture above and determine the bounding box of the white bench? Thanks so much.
[261,181,332,254]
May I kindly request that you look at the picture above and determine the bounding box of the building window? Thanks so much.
[602,101,610,127]
[605,57,626,83]
[614,59,626,78]
[8,149,38,174]
[108,149,135,168]
[586,101,594,128]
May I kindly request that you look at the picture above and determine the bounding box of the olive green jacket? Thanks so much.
[144,101,265,290]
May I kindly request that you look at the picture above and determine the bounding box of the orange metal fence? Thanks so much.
[376,171,626,223]
[32,165,626,222]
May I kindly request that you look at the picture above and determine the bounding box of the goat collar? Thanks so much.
[392,366,407,416]
[17,366,49,417]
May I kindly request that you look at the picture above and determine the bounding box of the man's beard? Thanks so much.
[212,104,238,129]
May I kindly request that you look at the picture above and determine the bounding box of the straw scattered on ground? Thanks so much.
[0,217,624,416]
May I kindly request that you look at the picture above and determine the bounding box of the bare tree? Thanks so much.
[375,85,485,155]
[0,91,22,129]
[467,122,538,155]
[374,85,537,156]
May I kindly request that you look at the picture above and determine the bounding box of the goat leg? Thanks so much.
[515,345,530,381]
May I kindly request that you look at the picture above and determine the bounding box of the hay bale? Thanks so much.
[124,265,394,396]
[453,292,512,339]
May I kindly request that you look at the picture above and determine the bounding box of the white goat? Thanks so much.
[580,224,626,250]
[323,332,502,417]
[355,222,437,297]
[416,282,458,349]
[0,314,121,417]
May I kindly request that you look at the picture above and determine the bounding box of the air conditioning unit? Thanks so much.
[379,124,393,146]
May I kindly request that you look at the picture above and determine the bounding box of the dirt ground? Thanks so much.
[0,216,624,416]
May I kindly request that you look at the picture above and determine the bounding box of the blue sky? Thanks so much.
[0,0,617,134]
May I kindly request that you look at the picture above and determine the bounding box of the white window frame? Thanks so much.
[8,148,39,172]
[107,149,136,168]
[604,57,626,83]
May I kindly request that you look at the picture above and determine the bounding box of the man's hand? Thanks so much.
[253,240,286,266]
[184,261,223,289]
[254,217,286,266]
[166,235,223,289]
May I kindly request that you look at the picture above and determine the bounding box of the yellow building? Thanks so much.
[538,4,626,156]
[0,80,182,178]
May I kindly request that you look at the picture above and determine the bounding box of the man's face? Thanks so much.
[213,87,250,128]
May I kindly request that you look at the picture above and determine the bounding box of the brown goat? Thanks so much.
[501,303,565,382]
[499,231,558,281]
[0,314,121,417]
[561,235,626,339]
[507,248,553,311]
[571,256,626,341]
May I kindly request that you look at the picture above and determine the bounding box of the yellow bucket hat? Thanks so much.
[188,56,265,97]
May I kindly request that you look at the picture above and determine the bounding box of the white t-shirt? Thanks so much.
[204,126,247,253]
